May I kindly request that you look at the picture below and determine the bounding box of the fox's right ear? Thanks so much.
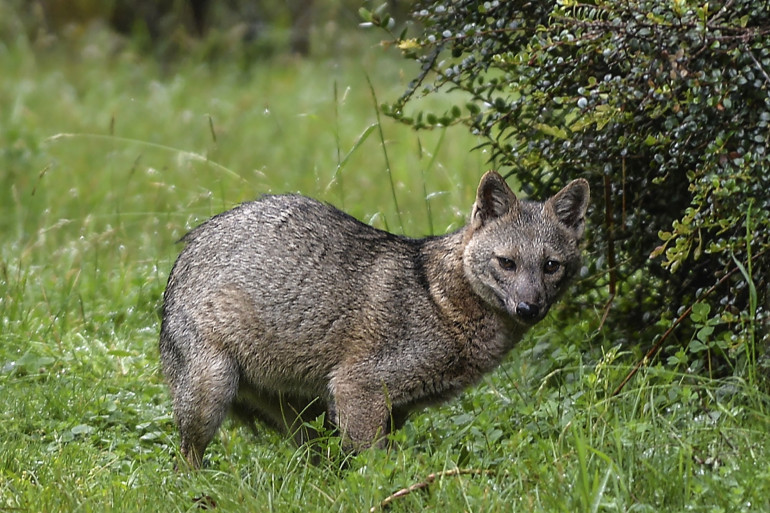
[471,171,518,229]
[547,178,590,238]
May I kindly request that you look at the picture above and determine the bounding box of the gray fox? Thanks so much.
[159,171,589,467]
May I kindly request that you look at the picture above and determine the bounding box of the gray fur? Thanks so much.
[159,171,590,467]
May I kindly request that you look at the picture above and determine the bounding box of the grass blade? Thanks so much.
[46,132,246,184]
[364,73,404,233]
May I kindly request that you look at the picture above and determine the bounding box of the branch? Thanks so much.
[397,43,443,106]
[747,47,770,87]
[611,247,768,397]
[370,468,496,512]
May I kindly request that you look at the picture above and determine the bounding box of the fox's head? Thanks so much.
[463,171,590,326]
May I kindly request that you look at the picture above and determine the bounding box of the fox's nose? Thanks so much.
[516,302,540,321]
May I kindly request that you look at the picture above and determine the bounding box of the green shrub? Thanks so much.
[372,0,770,383]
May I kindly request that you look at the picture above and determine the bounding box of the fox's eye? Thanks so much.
[497,257,517,271]
[544,260,561,274]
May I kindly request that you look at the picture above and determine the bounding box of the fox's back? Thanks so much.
[178,194,402,272]
[174,195,420,295]
[162,195,426,387]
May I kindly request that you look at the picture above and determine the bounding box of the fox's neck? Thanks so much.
[420,228,527,373]
[421,228,522,336]
[420,228,479,317]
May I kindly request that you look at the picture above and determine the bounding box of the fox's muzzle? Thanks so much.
[515,301,541,321]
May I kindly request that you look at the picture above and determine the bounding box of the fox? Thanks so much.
[159,170,589,468]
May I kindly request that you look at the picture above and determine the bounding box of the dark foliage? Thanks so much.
[373,0,770,379]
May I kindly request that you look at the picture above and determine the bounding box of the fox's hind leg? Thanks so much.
[167,349,239,469]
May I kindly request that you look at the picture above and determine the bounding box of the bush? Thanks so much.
[373,0,770,382]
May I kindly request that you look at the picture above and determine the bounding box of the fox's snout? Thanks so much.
[515,301,543,322]
[502,292,548,324]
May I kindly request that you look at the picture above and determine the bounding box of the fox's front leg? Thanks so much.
[328,372,390,451]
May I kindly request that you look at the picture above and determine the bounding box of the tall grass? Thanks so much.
[1,25,769,513]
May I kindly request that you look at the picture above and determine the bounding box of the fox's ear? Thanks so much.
[547,178,590,238]
[471,171,518,229]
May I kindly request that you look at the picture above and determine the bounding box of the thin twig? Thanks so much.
[398,43,443,105]
[599,174,617,330]
[707,0,735,27]
[719,429,738,453]
[371,468,495,512]
[746,47,770,86]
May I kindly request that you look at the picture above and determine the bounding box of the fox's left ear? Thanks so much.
[547,178,590,238]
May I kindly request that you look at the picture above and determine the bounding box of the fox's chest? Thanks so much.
[461,317,525,376]
[423,320,524,396]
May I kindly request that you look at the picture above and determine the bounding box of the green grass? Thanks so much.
[2,26,769,513]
